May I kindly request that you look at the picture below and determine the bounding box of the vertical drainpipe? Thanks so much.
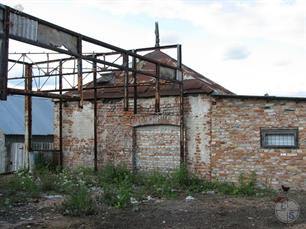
[59,60,63,169]
[93,58,98,172]
[24,64,32,171]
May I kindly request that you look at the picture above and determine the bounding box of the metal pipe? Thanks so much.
[59,60,63,169]
[93,59,98,171]
[132,50,137,114]
[177,44,185,164]
[155,64,160,113]
[123,54,129,111]
[77,36,83,108]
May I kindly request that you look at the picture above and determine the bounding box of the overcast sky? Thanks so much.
[2,0,306,97]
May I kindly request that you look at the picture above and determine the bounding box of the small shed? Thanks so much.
[0,95,54,173]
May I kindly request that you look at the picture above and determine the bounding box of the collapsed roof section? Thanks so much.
[0,4,187,169]
[77,50,233,100]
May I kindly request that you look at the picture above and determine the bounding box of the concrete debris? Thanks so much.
[42,194,63,200]
[185,196,195,201]
[130,197,139,205]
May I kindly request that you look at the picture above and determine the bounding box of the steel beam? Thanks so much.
[7,88,79,100]
[0,8,9,100]
[77,36,83,108]
[123,54,129,111]
[132,50,137,114]
[177,45,185,164]
[155,64,160,113]
[59,60,63,169]
[93,59,98,171]
[24,64,32,170]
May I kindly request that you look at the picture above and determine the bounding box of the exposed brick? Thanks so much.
[211,98,306,190]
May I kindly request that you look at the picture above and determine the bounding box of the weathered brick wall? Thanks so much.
[134,125,180,171]
[54,94,212,177]
[54,102,94,167]
[96,97,181,169]
[185,95,212,179]
[211,97,306,190]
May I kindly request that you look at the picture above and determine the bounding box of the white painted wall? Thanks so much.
[185,95,211,174]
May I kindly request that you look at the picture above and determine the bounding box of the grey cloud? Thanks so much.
[224,46,250,60]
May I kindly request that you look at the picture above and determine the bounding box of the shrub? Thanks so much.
[102,180,132,208]
[98,164,134,208]
[237,172,257,196]
[142,171,175,198]
[171,165,205,193]
[62,185,96,216]
[37,170,58,192]
[98,164,134,185]
[8,171,40,197]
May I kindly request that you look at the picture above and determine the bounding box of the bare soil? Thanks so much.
[0,192,305,229]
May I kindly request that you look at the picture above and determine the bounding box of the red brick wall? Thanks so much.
[211,97,306,190]
[54,95,212,177]
[55,95,306,190]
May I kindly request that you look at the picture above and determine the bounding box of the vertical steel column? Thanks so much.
[155,64,160,113]
[77,36,83,108]
[24,64,32,170]
[0,8,9,100]
[59,60,63,169]
[177,45,185,164]
[93,59,98,171]
[132,51,137,114]
[123,53,129,111]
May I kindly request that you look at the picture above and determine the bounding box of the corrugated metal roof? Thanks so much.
[70,50,233,100]
[0,95,53,135]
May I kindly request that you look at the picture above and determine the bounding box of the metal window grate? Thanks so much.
[265,134,295,146]
[31,142,53,151]
[261,128,298,149]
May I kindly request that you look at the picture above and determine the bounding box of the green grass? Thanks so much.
[62,185,96,216]
[0,164,273,214]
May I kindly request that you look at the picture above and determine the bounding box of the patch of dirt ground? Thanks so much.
[0,192,305,229]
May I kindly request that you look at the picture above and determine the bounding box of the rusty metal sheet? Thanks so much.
[160,66,176,81]
[9,12,38,41]
[37,24,77,53]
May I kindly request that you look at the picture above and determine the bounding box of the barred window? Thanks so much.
[31,142,53,151]
[261,128,298,149]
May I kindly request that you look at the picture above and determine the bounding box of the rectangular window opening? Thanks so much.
[261,128,298,149]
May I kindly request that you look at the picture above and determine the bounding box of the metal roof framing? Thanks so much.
[0,4,185,171]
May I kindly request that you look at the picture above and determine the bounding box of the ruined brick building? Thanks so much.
[55,50,306,190]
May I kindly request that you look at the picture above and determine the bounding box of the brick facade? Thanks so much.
[54,95,306,190]
[211,97,306,190]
